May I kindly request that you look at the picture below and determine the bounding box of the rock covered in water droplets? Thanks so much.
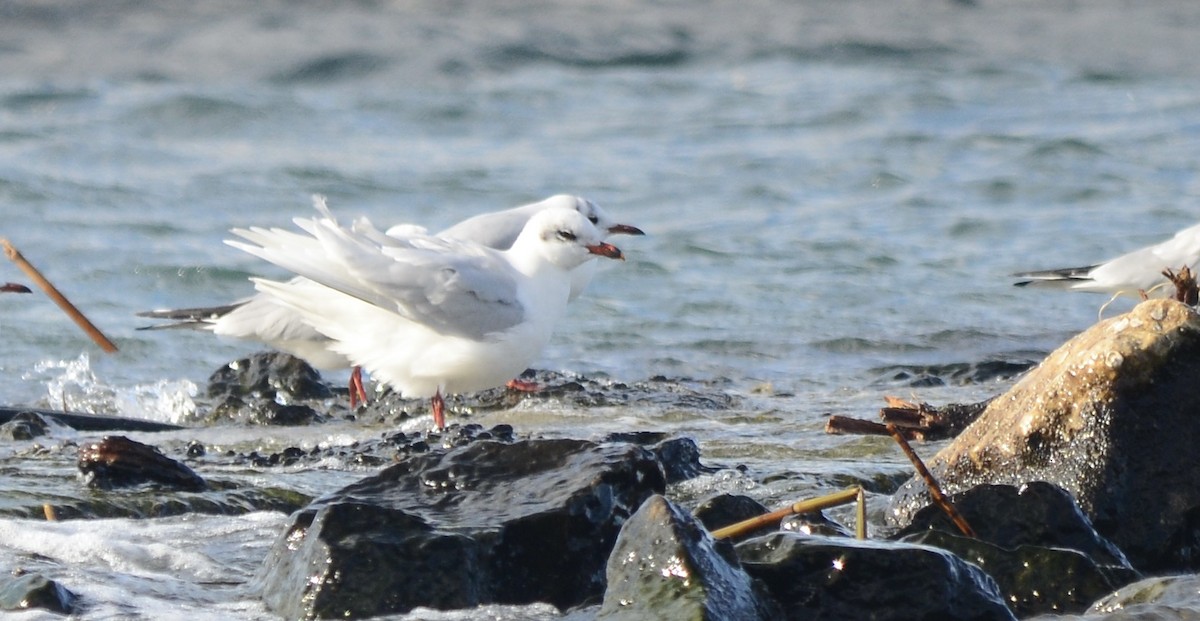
[257,438,667,619]
[888,298,1200,571]
[895,482,1132,570]
[597,495,778,620]
[77,435,206,492]
[737,532,1017,621]
[900,529,1129,618]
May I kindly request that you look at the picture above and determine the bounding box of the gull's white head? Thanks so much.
[538,194,646,239]
[510,207,624,272]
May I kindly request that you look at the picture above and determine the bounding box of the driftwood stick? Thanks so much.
[1163,265,1199,306]
[711,487,863,540]
[2,239,118,353]
[885,422,976,538]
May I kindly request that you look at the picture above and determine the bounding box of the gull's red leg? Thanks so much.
[431,389,446,430]
[348,366,368,408]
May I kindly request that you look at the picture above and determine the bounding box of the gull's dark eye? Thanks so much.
[556,230,577,242]
[587,214,599,225]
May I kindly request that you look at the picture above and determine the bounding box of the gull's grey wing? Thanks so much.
[230,214,526,340]
[364,244,527,339]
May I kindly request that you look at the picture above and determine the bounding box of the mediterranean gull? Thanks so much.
[137,194,643,406]
[1012,221,1200,297]
[226,198,626,429]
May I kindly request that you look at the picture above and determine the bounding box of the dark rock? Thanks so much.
[894,482,1133,571]
[900,529,1129,618]
[77,436,206,492]
[597,495,778,620]
[0,573,77,614]
[0,411,49,440]
[887,299,1200,571]
[257,438,666,619]
[871,359,1037,387]
[737,532,1017,621]
[205,351,333,402]
[779,511,856,538]
[355,370,740,426]
[602,432,711,483]
[693,494,769,534]
[248,401,322,426]
[0,407,181,432]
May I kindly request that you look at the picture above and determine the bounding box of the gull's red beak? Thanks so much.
[607,223,645,236]
[1,283,31,293]
[586,242,624,261]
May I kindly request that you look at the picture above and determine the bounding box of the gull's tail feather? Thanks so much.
[1011,264,1100,288]
[135,302,245,330]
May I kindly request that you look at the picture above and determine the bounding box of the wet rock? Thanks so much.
[900,529,1129,618]
[737,532,1017,621]
[1079,573,1200,618]
[0,411,49,440]
[602,431,711,483]
[354,370,740,426]
[887,299,1200,571]
[0,407,181,432]
[895,482,1133,571]
[77,436,206,492]
[693,494,769,533]
[779,511,856,538]
[24,485,310,521]
[257,438,666,619]
[205,351,333,403]
[247,401,322,426]
[873,358,1037,387]
[597,495,779,620]
[0,573,77,614]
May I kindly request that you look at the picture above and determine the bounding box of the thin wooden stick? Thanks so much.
[2,239,118,353]
[885,422,976,538]
[42,504,57,521]
[711,487,863,540]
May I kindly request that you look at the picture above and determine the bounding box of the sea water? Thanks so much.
[1,1,1199,618]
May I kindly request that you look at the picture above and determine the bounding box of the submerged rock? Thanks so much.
[0,573,77,615]
[257,438,666,619]
[888,299,1200,571]
[77,436,206,492]
[0,411,49,440]
[598,495,778,620]
[737,532,1017,621]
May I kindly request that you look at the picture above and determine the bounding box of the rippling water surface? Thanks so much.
[2,1,1200,618]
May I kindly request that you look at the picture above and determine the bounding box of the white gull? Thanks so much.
[225,198,625,429]
[1012,221,1200,297]
[137,194,643,405]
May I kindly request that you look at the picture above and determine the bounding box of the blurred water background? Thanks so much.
[1,1,1199,618]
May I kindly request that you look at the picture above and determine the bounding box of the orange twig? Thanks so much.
[885,422,976,538]
[2,239,118,353]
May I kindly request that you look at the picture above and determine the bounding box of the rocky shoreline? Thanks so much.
[6,299,1200,619]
